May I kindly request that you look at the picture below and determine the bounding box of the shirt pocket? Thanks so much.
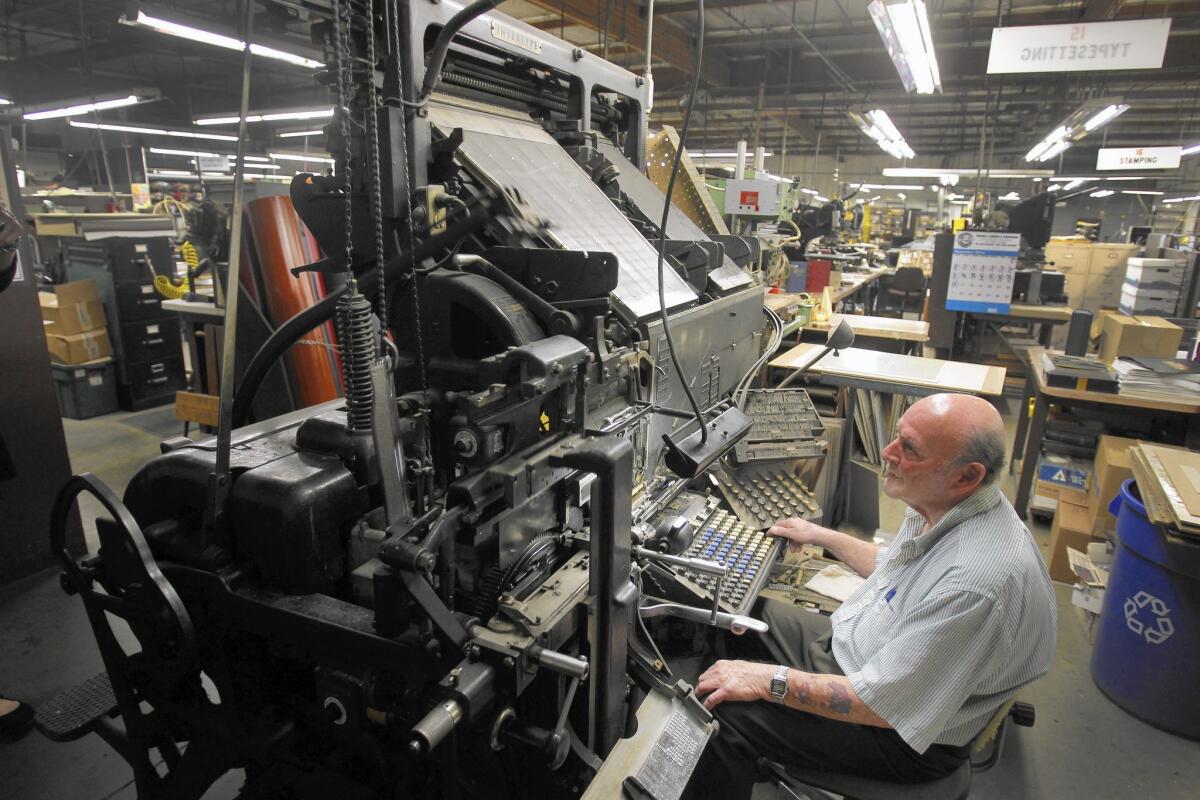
[846,589,901,661]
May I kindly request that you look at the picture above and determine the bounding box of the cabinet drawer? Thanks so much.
[120,317,182,363]
[114,281,166,321]
[119,356,186,411]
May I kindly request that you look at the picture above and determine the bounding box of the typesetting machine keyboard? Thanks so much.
[662,508,783,616]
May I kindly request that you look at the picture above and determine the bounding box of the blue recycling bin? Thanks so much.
[1091,479,1200,739]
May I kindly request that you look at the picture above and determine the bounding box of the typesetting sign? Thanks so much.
[947,231,1020,314]
[987,18,1171,74]
[1097,146,1182,171]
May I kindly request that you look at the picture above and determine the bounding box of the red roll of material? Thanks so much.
[806,258,832,293]
[243,195,342,408]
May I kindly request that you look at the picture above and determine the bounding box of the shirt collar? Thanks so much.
[896,484,1003,559]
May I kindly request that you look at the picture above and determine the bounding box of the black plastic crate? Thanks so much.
[50,360,118,419]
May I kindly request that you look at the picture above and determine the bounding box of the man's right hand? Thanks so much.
[767,517,828,554]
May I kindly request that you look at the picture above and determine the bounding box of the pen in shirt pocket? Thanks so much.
[884,588,896,604]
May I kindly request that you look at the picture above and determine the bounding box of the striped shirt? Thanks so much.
[830,484,1057,753]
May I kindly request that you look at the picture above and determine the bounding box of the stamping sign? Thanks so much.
[987,18,1171,74]
[1096,146,1182,171]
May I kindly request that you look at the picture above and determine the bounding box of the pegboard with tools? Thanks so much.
[714,461,822,530]
[733,388,826,464]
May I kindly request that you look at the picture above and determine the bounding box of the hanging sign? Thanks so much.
[197,155,229,173]
[1096,146,1182,171]
[946,231,1020,314]
[987,18,1171,74]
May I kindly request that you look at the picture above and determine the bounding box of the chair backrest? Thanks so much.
[971,698,1016,753]
[889,267,928,294]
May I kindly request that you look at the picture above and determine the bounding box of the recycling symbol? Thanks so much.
[1124,591,1174,646]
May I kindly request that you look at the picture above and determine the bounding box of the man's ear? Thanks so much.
[957,462,985,488]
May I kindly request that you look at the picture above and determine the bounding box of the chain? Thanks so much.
[365,0,387,337]
[333,0,354,282]
[389,0,427,390]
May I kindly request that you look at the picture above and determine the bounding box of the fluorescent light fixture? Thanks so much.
[999,191,1021,201]
[0,97,11,105]
[1163,195,1200,204]
[1025,97,1127,162]
[1045,184,1062,192]
[147,170,194,178]
[849,109,916,160]
[70,120,238,142]
[1062,178,1088,191]
[1182,143,1200,157]
[1089,189,1115,198]
[269,152,336,164]
[121,10,322,69]
[195,108,334,126]
[882,167,1053,179]
[1120,190,1164,196]
[867,195,882,203]
[24,92,157,121]
[801,188,818,195]
[814,195,830,203]
[149,147,274,165]
[278,129,325,138]
[1083,103,1129,132]
[851,183,924,190]
[689,150,774,158]
[868,0,941,95]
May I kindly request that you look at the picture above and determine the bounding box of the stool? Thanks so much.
[759,701,1035,800]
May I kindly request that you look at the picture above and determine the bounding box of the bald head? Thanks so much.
[908,393,1006,485]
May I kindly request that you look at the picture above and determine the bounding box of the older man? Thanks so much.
[686,393,1056,799]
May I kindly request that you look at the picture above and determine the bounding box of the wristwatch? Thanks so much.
[769,665,790,703]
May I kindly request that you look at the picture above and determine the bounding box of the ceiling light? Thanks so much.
[1182,143,1200,157]
[147,170,194,178]
[1046,184,1062,192]
[1025,97,1127,162]
[852,182,924,190]
[999,191,1021,200]
[1089,189,1115,198]
[1120,190,1164,196]
[1083,103,1129,132]
[897,193,907,200]
[269,152,336,164]
[196,108,335,126]
[70,120,238,142]
[278,129,325,138]
[0,97,11,105]
[121,9,322,69]
[849,109,916,160]
[882,167,1053,179]
[867,195,881,202]
[23,92,158,121]
[869,0,941,94]
[1163,195,1200,204]
[1062,178,1088,191]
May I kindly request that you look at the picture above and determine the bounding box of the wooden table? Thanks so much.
[807,314,929,354]
[832,269,886,305]
[771,344,1006,524]
[1010,346,1200,519]
[954,303,1075,358]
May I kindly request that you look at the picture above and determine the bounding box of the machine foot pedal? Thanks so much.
[34,672,118,742]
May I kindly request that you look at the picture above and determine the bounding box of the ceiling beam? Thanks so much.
[520,0,729,85]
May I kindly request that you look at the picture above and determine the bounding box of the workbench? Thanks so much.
[1010,346,1200,520]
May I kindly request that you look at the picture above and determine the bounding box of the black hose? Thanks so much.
[231,202,496,426]
[418,0,504,102]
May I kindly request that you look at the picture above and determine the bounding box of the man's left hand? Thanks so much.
[695,660,774,711]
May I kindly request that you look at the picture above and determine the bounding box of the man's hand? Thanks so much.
[695,659,774,710]
[767,517,827,554]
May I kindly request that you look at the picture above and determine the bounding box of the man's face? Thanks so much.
[880,406,960,511]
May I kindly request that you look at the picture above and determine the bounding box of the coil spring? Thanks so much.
[335,286,376,430]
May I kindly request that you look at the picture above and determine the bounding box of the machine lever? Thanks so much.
[639,601,768,636]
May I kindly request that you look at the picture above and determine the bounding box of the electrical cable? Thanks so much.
[655,0,708,444]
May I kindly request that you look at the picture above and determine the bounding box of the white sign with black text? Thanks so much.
[987,18,1171,74]
[1096,146,1182,171]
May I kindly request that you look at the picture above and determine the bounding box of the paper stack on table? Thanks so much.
[1112,357,1200,402]
[804,564,866,602]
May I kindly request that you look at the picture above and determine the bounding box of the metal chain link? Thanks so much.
[333,0,354,283]
[365,0,387,336]
[389,0,427,390]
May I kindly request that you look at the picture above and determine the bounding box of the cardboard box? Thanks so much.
[1119,286,1177,316]
[39,292,107,336]
[1098,313,1183,364]
[1037,454,1092,492]
[46,329,113,364]
[1031,480,1088,515]
[1047,497,1096,583]
[1087,435,1140,535]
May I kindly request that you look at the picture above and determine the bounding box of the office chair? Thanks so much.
[875,267,927,319]
[758,700,1035,800]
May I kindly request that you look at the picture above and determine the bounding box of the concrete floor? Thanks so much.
[2,404,1199,798]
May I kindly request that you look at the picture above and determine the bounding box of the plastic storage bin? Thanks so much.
[1091,479,1200,739]
[51,359,118,419]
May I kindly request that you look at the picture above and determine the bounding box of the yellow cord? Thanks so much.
[152,241,199,299]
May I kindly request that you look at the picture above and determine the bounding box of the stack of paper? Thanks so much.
[852,390,910,467]
[1129,444,1200,538]
[1113,357,1200,402]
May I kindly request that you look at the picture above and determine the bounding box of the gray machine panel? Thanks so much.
[429,103,697,321]
[596,140,752,294]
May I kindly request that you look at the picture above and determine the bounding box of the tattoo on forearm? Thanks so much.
[825,682,853,715]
